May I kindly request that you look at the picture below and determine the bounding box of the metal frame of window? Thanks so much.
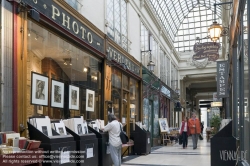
[149,0,222,52]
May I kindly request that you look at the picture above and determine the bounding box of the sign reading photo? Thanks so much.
[86,89,95,112]
[31,72,49,106]
[69,85,79,110]
[51,80,64,108]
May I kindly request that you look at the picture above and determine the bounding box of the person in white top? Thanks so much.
[102,113,122,166]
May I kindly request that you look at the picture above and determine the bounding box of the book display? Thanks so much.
[88,121,112,166]
[28,116,77,166]
[129,123,151,155]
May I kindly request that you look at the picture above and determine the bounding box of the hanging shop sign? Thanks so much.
[107,46,140,76]
[217,61,229,98]
[22,0,104,53]
[193,42,220,61]
[160,86,171,98]
[189,42,220,68]
[211,102,223,107]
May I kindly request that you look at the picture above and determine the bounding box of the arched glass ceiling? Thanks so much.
[149,0,222,42]
[174,5,222,52]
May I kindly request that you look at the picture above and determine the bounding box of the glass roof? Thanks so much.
[149,0,223,51]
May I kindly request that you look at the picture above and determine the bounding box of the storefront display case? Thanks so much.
[65,127,98,166]
[88,126,112,166]
[27,122,77,166]
[129,123,151,155]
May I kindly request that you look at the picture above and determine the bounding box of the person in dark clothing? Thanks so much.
[200,122,204,134]
[180,117,190,149]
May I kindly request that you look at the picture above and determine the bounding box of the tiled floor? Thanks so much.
[122,136,210,166]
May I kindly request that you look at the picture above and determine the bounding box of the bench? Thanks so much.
[121,142,134,159]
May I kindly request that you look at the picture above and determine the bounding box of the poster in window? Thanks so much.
[31,72,49,106]
[51,80,64,108]
[69,85,79,110]
[86,89,95,112]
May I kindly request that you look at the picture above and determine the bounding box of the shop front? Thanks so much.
[14,0,105,134]
[104,39,142,137]
[142,66,161,146]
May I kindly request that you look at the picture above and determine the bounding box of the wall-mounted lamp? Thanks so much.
[208,2,232,42]
[28,29,31,37]
[35,34,38,40]
[141,50,155,72]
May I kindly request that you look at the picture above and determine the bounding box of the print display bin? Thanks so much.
[65,127,99,166]
[27,122,77,166]
[88,126,112,166]
[211,121,236,166]
[130,123,151,155]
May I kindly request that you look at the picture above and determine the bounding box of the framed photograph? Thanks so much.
[51,80,64,108]
[69,85,79,110]
[86,89,95,112]
[31,72,49,106]
[159,118,169,133]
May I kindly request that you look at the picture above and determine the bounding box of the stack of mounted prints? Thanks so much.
[63,117,88,135]
[29,116,53,137]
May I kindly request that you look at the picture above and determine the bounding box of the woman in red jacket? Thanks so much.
[188,112,201,149]
[179,117,190,149]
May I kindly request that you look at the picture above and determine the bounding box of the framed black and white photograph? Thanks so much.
[51,80,64,108]
[31,72,49,106]
[86,89,95,112]
[69,85,79,110]
[159,118,169,133]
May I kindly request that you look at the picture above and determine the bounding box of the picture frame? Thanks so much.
[69,85,79,110]
[159,118,169,133]
[31,72,49,106]
[51,79,64,108]
[86,89,95,112]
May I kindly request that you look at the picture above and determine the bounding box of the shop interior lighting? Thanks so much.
[83,67,88,72]
[28,29,31,37]
[63,58,72,66]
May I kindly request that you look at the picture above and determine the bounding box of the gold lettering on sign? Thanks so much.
[52,5,60,20]
[72,21,79,34]
[62,13,70,30]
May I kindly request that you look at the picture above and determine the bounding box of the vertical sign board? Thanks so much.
[217,61,229,98]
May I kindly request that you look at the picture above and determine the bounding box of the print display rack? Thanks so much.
[129,123,151,155]
[88,126,112,166]
[65,126,98,166]
[211,120,236,166]
[27,121,77,166]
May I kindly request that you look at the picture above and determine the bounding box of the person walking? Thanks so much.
[180,117,190,149]
[102,113,122,166]
[188,112,201,149]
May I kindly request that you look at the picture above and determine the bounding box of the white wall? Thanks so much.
[200,108,208,134]
[80,0,105,32]
[128,2,141,62]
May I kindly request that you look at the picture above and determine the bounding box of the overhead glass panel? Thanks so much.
[149,0,222,44]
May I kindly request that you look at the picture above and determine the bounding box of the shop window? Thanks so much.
[111,68,122,119]
[27,20,102,120]
[123,74,129,90]
[107,0,128,51]
[130,78,139,122]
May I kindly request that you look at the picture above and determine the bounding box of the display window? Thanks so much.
[26,20,102,120]
[111,67,140,125]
